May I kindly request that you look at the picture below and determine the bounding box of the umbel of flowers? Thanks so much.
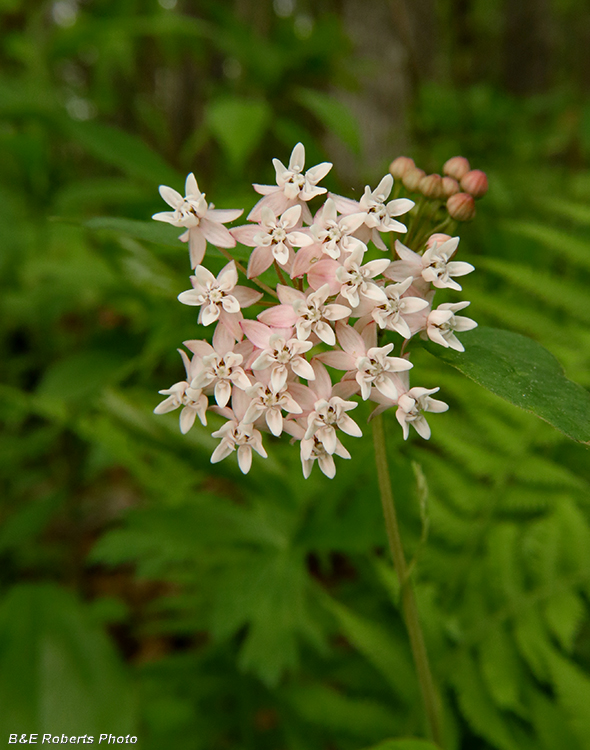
[153,145,483,477]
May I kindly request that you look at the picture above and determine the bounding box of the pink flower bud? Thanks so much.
[425,233,452,250]
[442,176,460,197]
[443,156,470,180]
[460,169,488,199]
[418,173,444,200]
[446,192,476,222]
[402,167,426,192]
[389,156,415,179]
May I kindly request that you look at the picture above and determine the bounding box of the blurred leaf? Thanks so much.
[320,593,417,703]
[0,584,136,735]
[294,87,361,153]
[63,120,179,185]
[361,740,440,750]
[426,327,590,443]
[206,97,271,171]
[37,350,129,405]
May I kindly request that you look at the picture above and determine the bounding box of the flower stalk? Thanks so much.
[372,412,443,747]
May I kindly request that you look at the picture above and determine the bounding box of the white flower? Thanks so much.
[152,173,243,268]
[330,174,414,250]
[420,237,474,291]
[388,238,474,292]
[300,434,351,479]
[370,277,429,338]
[248,143,333,223]
[191,350,251,408]
[304,396,362,452]
[177,261,262,326]
[334,245,390,308]
[210,419,267,474]
[242,382,303,436]
[153,381,208,434]
[396,387,449,440]
[426,302,477,352]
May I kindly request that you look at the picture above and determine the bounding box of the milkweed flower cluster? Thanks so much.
[153,145,481,477]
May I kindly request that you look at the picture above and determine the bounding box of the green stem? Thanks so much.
[218,246,278,299]
[372,413,443,747]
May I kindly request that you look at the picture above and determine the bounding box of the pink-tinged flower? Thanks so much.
[388,238,474,292]
[189,346,251,409]
[330,174,414,250]
[242,380,303,436]
[396,387,449,440]
[248,143,333,223]
[231,205,313,278]
[426,301,477,352]
[153,350,208,434]
[307,245,389,309]
[317,321,412,400]
[152,173,243,268]
[241,319,315,390]
[210,390,267,474]
[177,261,262,327]
[300,434,351,479]
[368,277,429,338]
[290,198,367,277]
[258,284,350,346]
[304,396,362,452]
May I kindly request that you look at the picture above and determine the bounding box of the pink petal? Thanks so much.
[252,183,280,196]
[207,208,243,223]
[247,245,273,278]
[307,259,341,294]
[219,309,244,341]
[314,351,354,370]
[240,319,272,349]
[290,244,321,278]
[188,229,207,268]
[277,284,305,306]
[328,192,362,215]
[200,218,236,248]
[335,322,366,357]
[258,304,298,327]
[310,359,332,400]
[231,224,260,247]
[248,192,291,222]
[232,286,264,308]
[212,322,235,355]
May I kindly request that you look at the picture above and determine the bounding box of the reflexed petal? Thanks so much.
[232,286,264,308]
[307,259,340,294]
[207,208,243,223]
[241,319,272,349]
[247,245,273,278]
[188,229,207,268]
[258,305,298,327]
[231,224,260,246]
[315,350,353,370]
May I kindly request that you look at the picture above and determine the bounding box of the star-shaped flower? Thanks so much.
[152,173,243,268]
[248,143,332,223]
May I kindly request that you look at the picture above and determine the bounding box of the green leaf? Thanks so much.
[426,327,590,444]
[361,740,440,750]
[37,350,129,405]
[206,97,271,170]
[63,120,179,185]
[294,87,361,153]
[320,592,417,704]
[0,584,135,735]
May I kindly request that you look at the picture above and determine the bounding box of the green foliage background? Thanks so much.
[1,1,590,748]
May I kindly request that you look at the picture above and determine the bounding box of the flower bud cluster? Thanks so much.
[153,144,477,477]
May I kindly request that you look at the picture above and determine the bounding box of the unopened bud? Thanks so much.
[402,167,426,192]
[425,233,452,250]
[460,169,488,199]
[447,192,476,222]
[418,173,444,200]
[442,176,460,197]
[389,156,415,179]
[443,156,470,180]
